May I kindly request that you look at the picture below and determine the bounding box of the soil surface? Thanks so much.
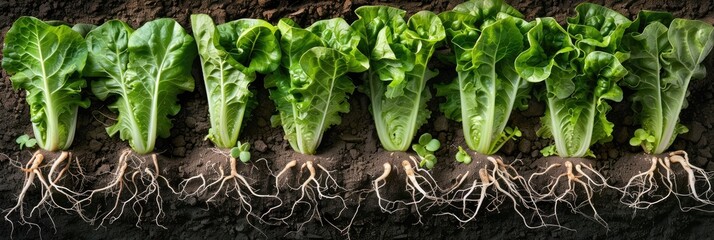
[2,0,714,239]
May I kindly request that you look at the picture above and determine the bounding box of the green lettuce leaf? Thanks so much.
[266,18,367,154]
[437,0,530,154]
[622,18,714,154]
[192,14,280,148]
[86,19,196,154]
[2,16,90,151]
[354,6,445,151]
[567,3,632,54]
[517,17,626,158]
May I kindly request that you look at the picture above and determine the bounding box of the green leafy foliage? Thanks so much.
[353,6,445,151]
[2,16,90,151]
[72,23,97,37]
[412,133,441,169]
[567,3,632,54]
[516,14,627,158]
[437,0,531,155]
[192,14,280,149]
[16,134,38,150]
[455,146,472,164]
[85,19,196,154]
[622,13,714,154]
[266,18,368,155]
[230,141,251,163]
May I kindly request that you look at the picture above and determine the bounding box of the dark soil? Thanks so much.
[2,0,714,239]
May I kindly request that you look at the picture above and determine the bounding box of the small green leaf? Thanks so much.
[456,146,472,164]
[412,144,428,158]
[462,155,472,164]
[239,151,251,163]
[230,147,242,158]
[512,128,522,137]
[425,138,441,152]
[425,159,435,170]
[418,133,433,146]
[16,134,29,144]
[26,139,37,148]
[629,137,641,147]
[240,142,250,152]
[541,145,557,157]
[424,154,436,162]
[15,134,36,150]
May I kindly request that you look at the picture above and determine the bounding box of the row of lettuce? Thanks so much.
[3,0,713,166]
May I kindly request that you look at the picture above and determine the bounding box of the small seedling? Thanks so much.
[16,134,37,150]
[629,129,657,153]
[412,133,440,169]
[455,146,472,164]
[230,141,251,163]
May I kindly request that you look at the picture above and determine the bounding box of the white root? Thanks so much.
[4,151,44,234]
[77,151,174,228]
[273,160,349,233]
[177,154,280,229]
[619,150,714,212]
[400,159,446,223]
[402,160,440,201]
[274,160,298,195]
[441,169,489,223]
[528,160,608,228]
[4,151,89,235]
[618,156,668,209]
[442,157,547,229]
[373,163,393,212]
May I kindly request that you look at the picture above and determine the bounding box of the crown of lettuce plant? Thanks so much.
[84,19,196,154]
[515,4,630,158]
[436,0,531,155]
[266,18,369,155]
[352,6,445,152]
[621,12,714,154]
[191,14,280,149]
[2,16,90,151]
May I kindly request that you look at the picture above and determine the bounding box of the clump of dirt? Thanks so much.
[2,0,714,239]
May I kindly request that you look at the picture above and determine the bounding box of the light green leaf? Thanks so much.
[456,146,472,164]
[355,6,444,151]
[438,3,529,155]
[418,133,432,146]
[192,14,277,148]
[567,3,632,54]
[239,151,251,163]
[230,147,242,158]
[3,17,90,151]
[425,138,440,152]
[86,19,196,154]
[622,18,714,154]
[267,19,367,155]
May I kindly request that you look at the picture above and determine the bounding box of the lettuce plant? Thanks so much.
[85,19,196,154]
[437,0,531,155]
[516,16,627,158]
[2,16,90,151]
[567,3,632,55]
[352,6,444,152]
[622,13,714,154]
[191,14,280,149]
[266,18,368,155]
